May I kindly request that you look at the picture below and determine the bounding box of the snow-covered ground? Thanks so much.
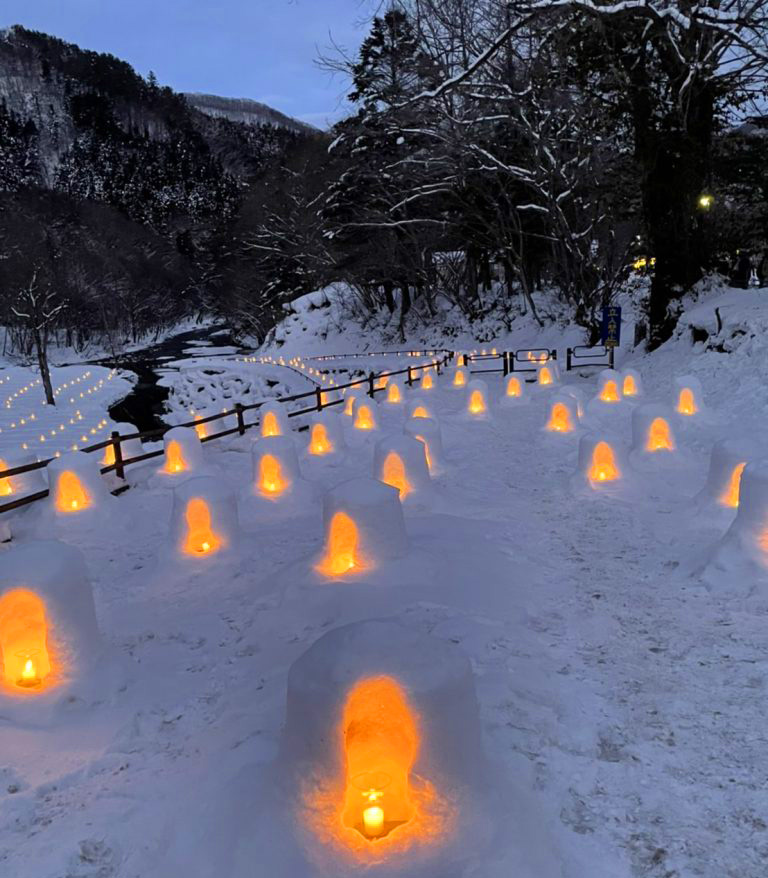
[1,286,768,877]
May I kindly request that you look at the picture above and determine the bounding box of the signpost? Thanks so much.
[600,305,622,349]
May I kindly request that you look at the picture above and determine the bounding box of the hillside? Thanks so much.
[184,92,315,135]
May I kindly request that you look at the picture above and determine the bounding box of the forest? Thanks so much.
[2,2,768,355]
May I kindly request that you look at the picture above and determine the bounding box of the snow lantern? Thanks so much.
[536,362,560,388]
[47,451,109,516]
[701,438,760,509]
[169,476,239,558]
[500,374,526,404]
[631,404,677,455]
[260,401,291,438]
[373,435,431,503]
[341,388,366,420]
[596,369,623,404]
[404,416,446,475]
[449,366,468,389]
[0,452,46,499]
[102,422,143,466]
[674,375,704,417]
[284,619,483,853]
[576,434,626,488]
[315,478,408,577]
[352,398,379,433]
[406,396,437,422]
[419,370,435,391]
[307,411,346,459]
[162,426,204,476]
[545,394,579,434]
[252,436,302,499]
[621,368,643,399]
[465,379,491,418]
[712,461,768,571]
[0,541,100,697]
[383,378,405,407]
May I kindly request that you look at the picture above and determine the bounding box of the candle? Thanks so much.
[363,805,384,837]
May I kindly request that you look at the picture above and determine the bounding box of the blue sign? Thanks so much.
[600,306,622,349]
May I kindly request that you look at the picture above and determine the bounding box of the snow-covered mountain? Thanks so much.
[183,92,316,134]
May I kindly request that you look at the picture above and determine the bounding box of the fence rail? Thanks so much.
[566,345,614,371]
[0,353,451,517]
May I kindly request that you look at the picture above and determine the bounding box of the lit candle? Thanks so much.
[363,805,384,837]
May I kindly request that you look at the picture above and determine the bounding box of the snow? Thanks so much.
[1,285,768,876]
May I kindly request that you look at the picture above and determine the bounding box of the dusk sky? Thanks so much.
[2,0,379,127]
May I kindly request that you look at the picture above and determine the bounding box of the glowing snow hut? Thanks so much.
[710,461,768,575]
[620,368,643,399]
[47,451,109,516]
[465,379,491,418]
[500,374,526,405]
[352,398,379,433]
[536,362,560,389]
[102,422,143,466]
[596,369,623,404]
[0,541,100,699]
[260,401,291,438]
[307,411,346,459]
[701,439,760,509]
[283,619,484,853]
[419,370,435,391]
[341,388,367,420]
[404,416,445,475]
[576,434,626,488]
[0,452,46,499]
[162,426,204,476]
[252,436,302,499]
[169,476,239,558]
[315,478,408,577]
[674,375,704,417]
[545,394,579,434]
[406,396,437,422]
[631,404,677,455]
[449,366,468,389]
[373,435,432,503]
[383,378,405,407]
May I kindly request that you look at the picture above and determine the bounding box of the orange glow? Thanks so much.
[0,589,52,692]
[468,389,486,414]
[413,435,432,472]
[183,497,221,555]
[344,395,356,416]
[452,370,466,387]
[421,372,433,390]
[505,377,522,397]
[354,404,374,431]
[259,454,287,495]
[0,458,12,496]
[377,376,389,390]
[411,405,429,419]
[721,462,746,508]
[102,443,115,466]
[194,419,207,439]
[309,423,333,455]
[262,411,281,437]
[56,470,89,512]
[381,452,411,498]
[589,442,620,483]
[315,512,367,576]
[165,440,187,474]
[646,417,674,452]
[677,387,697,416]
[623,374,637,396]
[599,380,621,403]
[539,367,552,386]
[387,383,401,404]
[547,402,573,433]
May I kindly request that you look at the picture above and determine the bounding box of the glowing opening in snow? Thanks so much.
[165,440,187,474]
[309,423,333,455]
[262,411,281,437]
[589,442,620,484]
[421,372,433,390]
[547,402,573,433]
[468,390,486,415]
[344,395,356,416]
[183,497,221,555]
[677,387,697,416]
[56,470,89,512]
[646,418,674,452]
[452,370,466,387]
[194,419,207,440]
[538,367,553,386]
[599,380,621,403]
[505,376,522,398]
[354,405,375,431]
[721,462,746,508]
[316,512,367,576]
[0,458,13,496]
[381,452,411,499]
[258,454,287,496]
[623,374,637,396]
[0,589,52,692]
[413,435,432,472]
[377,376,389,390]
[387,383,401,404]
[411,405,429,419]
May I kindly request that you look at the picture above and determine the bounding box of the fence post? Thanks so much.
[111,431,125,480]
[551,349,558,361]
[609,346,615,369]
[235,403,246,435]
[566,348,573,371]
[502,352,509,376]
[406,366,413,386]
[315,387,323,411]
[368,371,376,398]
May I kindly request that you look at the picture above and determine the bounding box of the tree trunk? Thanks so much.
[33,328,55,406]
[383,280,396,313]
[397,283,411,343]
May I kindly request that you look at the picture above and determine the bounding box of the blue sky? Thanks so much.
[3,0,378,127]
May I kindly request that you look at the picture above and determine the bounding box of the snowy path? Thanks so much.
[1,369,766,878]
